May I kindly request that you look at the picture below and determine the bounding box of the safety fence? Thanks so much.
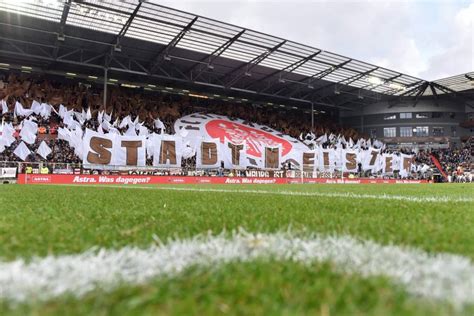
[0,161,431,185]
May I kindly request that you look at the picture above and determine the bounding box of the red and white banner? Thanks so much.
[175,113,307,169]
[67,113,415,175]
[18,174,428,185]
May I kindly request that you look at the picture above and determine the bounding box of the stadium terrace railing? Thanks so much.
[1,161,364,180]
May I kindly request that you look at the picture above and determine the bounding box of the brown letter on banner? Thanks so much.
[323,151,330,167]
[403,157,412,171]
[385,156,393,173]
[228,143,244,165]
[265,147,279,169]
[202,142,218,165]
[121,140,142,165]
[303,152,315,171]
[370,151,378,166]
[346,153,357,170]
[160,140,177,165]
[87,137,112,164]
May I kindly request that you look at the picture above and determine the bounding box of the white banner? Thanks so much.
[175,113,308,170]
[82,129,146,167]
[71,113,414,175]
[317,148,336,171]
[0,167,17,179]
[152,134,182,168]
[196,138,222,169]
[362,147,380,173]
[222,139,247,169]
[342,149,359,172]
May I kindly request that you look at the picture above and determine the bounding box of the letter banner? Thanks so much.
[152,134,183,168]
[362,147,380,173]
[74,113,416,177]
[342,149,359,172]
[196,138,222,169]
[222,139,247,170]
[82,129,146,167]
[399,153,414,178]
[317,148,336,172]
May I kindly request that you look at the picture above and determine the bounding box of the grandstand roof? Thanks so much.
[0,0,472,110]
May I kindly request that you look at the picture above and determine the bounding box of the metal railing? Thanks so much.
[2,161,348,179]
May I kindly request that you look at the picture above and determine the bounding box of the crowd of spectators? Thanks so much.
[0,72,472,180]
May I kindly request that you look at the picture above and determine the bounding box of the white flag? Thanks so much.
[316,134,327,143]
[119,115,131,129]
[19,119,38,145]
[0,122,16,147]
[37,141,52,159]
[74,111,85,125]
[1,99,8,114]
[57,127,72,143]
[154,118,165,130]
[348,137,354,148]
[138,124,149,136]
[14,101,34,118]
[13,141,31,161]
[101,120,112,132]
[31,100,42,115]
[109,127,120,135]
[58,104,67,119]
[104,110,112,122]
[69,129,84,157]
[97,110,104,123]
[40,103,52,119]
[125,125,137,136]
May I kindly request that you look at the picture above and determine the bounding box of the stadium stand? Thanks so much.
[0,1,472,183]
[0,71,472,182]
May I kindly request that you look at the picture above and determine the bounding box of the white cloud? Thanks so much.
[420,1,474,79]
[156,0,473,80]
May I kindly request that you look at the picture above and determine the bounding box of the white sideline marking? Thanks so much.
[57,184,474,203]
[1,232,473,307]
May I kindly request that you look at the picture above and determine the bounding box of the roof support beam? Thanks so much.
[328,74,403,108]
[311,59,352,82]
[431,82,463,96]
[148,16,198,74]
[330,74,403,104]
[412,82,429,107]
[115,1,142,46]
[221,40,287,88]
[273,59,352,98]
[429,83,440,106]
[188,29,246,81]
[247,50,321,91]
[52,0,71,60]
[431,82,474,105]
[297,67,378,101]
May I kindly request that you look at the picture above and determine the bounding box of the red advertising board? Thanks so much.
[17,174,428,185]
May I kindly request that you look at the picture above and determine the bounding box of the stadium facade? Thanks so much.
[0,0,473,151]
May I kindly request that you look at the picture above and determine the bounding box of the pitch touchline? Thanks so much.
[56,184,474,203]
[0,231,473,307]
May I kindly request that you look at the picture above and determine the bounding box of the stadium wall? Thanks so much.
[340,99,473,149]
[17,174,428,185]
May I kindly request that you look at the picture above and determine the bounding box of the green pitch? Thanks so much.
[0,183,473,315]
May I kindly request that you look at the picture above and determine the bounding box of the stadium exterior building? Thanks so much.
[0,0,473,151]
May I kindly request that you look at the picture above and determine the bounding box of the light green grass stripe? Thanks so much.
[54,184,474,203]
[1,231,473,307]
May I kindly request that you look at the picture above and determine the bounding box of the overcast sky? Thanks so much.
[158,0,473,81]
